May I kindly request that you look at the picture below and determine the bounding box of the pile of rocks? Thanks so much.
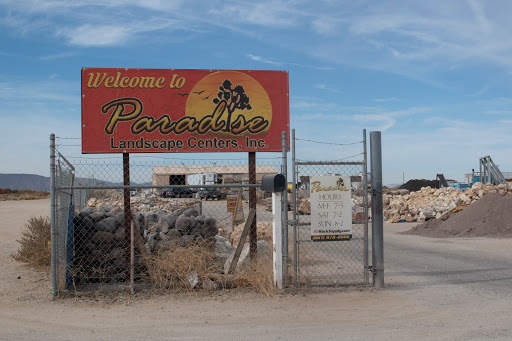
[86,191,196,215]
[383,182,512,223]
[72,199,220,283]
[72,194,273,287]
[273,182,512,224]
[297,198,311,215]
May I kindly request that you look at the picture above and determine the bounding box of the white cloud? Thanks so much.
[56,18,182,47]
[39,51,77,60]
[58,25,133,47]
[246,54,334,71]
[313,83,343,94]
[353,114,396,131]
[247,54,282,66]
[209,2,299,28]
[311,17,338,35]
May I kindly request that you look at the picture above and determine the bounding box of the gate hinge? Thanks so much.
[367,265,375,273]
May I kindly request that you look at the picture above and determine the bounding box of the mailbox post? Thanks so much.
[261,174,286,289]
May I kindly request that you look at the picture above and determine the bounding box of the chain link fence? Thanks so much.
[51,131,370,294]
[291,131,369,286]
[52,137,285,293]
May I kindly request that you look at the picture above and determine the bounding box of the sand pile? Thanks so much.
[402,193,512,238]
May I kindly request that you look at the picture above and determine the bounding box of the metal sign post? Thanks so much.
[123,153,132,281]
[249,152,257,263]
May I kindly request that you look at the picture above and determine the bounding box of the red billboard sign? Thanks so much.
[81,68,289,154]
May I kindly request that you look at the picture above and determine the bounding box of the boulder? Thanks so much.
[175,216,191,232]
[183,207,199,217]
[91,231,115,244]
[90,211,107,222]
[145,212,159,227]
[164,213,178,229]
[201,217,218,239]
[114,227,125,241]
[95,217,117,233]
[114,211,124,226]
[167,228,182,239]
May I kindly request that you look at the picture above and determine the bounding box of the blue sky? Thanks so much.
[1,0,512,185]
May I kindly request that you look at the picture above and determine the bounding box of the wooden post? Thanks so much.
[123,153,132,281]
[248,152,257,262]
[228,209,256,275]
[272,191,283,289]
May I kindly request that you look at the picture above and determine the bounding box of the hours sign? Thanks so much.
[310,176,352,241]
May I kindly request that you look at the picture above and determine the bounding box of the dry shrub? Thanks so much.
[12,216,51,267]
[145,241,219,290]
[235,258,276,296]
[0,189,50,201]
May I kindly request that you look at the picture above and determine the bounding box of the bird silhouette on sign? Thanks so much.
[193,90,206,95]
[202,93,214,100]
[177,93,189,97]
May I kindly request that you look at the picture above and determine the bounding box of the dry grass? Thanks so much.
[143,240,275,295]
[12,216,51,268]
[235,258,276,297]
[145,241,219,290]
[0,189,49,201]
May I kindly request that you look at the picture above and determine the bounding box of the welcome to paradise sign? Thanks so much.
[81,68,289,154]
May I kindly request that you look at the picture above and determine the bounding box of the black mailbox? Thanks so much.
[261,174,286,192]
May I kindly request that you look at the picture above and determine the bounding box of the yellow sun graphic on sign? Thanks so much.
[185,71,272,137]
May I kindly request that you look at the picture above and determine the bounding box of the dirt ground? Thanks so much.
[2,199,512,340]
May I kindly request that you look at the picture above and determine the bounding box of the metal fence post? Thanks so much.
[291,129,298,286]
[370,131,384,288]
[282,131,288,285]
[50,133,58,297]
[363,129,369,284]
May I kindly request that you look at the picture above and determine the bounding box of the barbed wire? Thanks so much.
[58,155,283,161]
[295,138,362,146]
[296,152,364,163]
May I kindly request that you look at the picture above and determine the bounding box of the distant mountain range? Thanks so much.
[0,174,151,191]
[0,174,51,191]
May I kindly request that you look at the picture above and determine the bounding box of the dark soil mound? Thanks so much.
[401,193,512,238]
[398,179,438,192]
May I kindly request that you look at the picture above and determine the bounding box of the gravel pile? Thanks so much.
[402,193,512,238]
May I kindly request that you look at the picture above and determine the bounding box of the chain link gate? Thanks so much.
[291,130,369,286]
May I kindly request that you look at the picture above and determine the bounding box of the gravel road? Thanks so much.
[1,199,512,340]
